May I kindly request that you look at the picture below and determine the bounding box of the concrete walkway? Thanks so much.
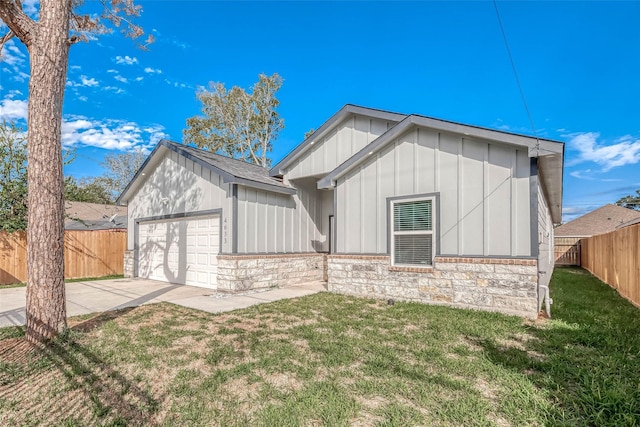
[0,278,327,328]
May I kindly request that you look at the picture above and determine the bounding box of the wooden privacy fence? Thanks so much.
[0,230,126,285]
[581,223,640,308]
[554,236,583,266]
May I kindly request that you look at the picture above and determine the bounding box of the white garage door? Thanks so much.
[137,215,220,289]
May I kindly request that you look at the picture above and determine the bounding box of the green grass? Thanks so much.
[1,267,639,426]
[0,274,125,289]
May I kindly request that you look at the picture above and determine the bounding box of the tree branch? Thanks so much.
[0,0,38,47]
[0,29,15,55]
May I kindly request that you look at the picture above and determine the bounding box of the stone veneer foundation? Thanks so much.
[328,255,539,319]
[124,250,134,278]
[216,253,325,292]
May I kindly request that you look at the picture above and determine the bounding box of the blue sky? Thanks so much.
[1,1,640,222]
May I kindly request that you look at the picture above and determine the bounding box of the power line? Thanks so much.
[493,0,540,151]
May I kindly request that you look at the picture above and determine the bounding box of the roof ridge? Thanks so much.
[163,139,270,171]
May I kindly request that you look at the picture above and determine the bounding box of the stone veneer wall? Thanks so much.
[216,253,326,292]
[123,250,134,278]
[328,255,539,319]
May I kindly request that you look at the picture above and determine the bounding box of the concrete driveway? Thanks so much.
[0,278,326,328]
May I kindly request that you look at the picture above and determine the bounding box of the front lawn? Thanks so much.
[1,267,639,426]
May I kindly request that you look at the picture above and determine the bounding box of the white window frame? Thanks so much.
[390,195,436,267]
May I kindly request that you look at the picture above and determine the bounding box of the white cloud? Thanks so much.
[67,75,99,87]
[5,89,23,100]
[69,65,82,72]
[22,0,39,15]
[567,132,640,171]
[0,39,25,66]
[0,39,29,81]
[164,78,188,89]
[144,67,162,74]
[103,86,126,95]
[0,98,28,121]
[13,70,29,82]
[114,75,128,83]
[1,97,166,151]
[62,117,168,151]
[77,96,88,102]
[561,205,595,223]
[114,55,138,65]
[569,170,594,180]
[135,76,144,82]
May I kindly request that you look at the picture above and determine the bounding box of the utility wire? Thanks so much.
[493,0,540,152]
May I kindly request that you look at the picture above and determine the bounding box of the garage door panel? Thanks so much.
[138,214,219,289]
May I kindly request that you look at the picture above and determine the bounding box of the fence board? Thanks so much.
[554,236,582,266]
[0,230,126,285]
[581,223,640,308]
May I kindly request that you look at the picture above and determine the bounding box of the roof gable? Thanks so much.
[555,204,640,237]
[118,140,295,204]
[317,113,564,223]
[269,104,406,176]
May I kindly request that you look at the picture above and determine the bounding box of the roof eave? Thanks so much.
[230,177,297,195]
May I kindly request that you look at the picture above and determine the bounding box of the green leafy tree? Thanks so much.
[97,147,147,199]
[616,189,640,211]
[0,0,148,342]
[184,73,284,167]
[64,176,114,204]
[0,121,28,232]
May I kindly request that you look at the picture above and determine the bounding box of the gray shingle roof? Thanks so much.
[166,140,292,191]
[117,140,296,204]
[555,204,640,237]
[65,201,127,221]
[65,215,128,231]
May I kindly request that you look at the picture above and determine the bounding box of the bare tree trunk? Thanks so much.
[25,0,71,343]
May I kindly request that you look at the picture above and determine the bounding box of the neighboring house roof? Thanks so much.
[554,204,640,237]
[118,140,296,204]
[316,110,564,223]
[269,104,407,176]
[617,215,640,230]
[65,215,128,231]
[64,202,128,230]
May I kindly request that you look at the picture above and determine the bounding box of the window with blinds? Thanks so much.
[391,198,434,266]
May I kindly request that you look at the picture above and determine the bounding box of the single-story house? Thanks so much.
[553,204,640,266]
[65,201,128,231]
[118,105,564,318]
[555,204,640,238]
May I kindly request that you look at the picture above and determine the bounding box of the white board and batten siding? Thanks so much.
[335,126,533,257]
[537,179,554,289]
[127,149,233,288]
[286,114,395,180]
[236,181,329,253]
[127,150,233,252]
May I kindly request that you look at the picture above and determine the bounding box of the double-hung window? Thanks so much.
[390,197,435,266]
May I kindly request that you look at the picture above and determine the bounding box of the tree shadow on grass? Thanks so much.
[0,307,162,426]
[472,267,640,426]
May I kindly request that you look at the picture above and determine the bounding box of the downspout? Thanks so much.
[537,280,552,315]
